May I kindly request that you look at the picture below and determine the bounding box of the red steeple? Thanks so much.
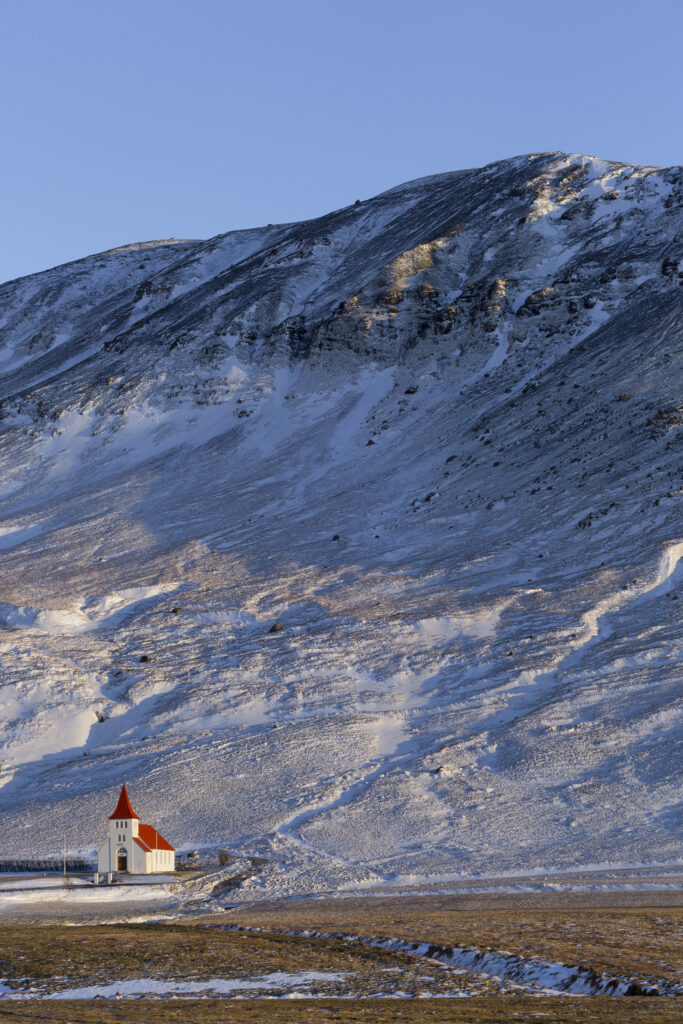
[109,784,139,820]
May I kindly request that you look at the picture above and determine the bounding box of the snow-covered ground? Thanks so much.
[0,875,91,889]
[0,152,680,904]
[0,972,347,1001]
[0,882,175,907]
[0,872,176,890]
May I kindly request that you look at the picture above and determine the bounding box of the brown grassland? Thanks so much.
[0,996,681,1024]
[0,923,504,997]
[226,888,683,982]
[0,890,679,1022]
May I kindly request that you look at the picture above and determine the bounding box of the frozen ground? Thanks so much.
[0,972,346,1001]
[0,152,680,904]
[0,881,174,909]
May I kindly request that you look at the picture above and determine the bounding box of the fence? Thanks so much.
[0,858,94,874]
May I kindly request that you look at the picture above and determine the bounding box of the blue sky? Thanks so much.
[1,0,680,284]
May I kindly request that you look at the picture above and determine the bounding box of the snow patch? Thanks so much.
[0,972,345,1001]
[1,584,183,634]
[414,608,501,641]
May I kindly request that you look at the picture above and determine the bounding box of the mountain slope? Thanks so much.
[0,152,681,898]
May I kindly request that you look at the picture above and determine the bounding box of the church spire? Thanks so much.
[108,783,139,820]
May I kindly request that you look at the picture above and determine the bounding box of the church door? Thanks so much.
[117,848,128,872]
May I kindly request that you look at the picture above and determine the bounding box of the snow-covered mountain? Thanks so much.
[0,152,681,898]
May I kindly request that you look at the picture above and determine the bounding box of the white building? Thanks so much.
[97,784,175,875]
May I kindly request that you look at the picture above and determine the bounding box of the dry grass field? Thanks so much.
[227,889,683,984]
[0,890,680,1022]
[0,923,505,997]
[0,996,682,1024]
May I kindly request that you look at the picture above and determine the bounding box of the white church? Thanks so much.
[97,784,175,874]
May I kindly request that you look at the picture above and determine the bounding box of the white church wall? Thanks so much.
[149,847,175,873]
[97,841,110,873]
[131,841,149,874]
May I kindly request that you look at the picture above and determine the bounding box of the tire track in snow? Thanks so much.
[272,726,461,868]
[484,540,683,729]
[276,543,682,863]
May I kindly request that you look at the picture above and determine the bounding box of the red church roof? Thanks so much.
[136,823,174,852]
[108,785,174,851]
[109,784,139,820]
